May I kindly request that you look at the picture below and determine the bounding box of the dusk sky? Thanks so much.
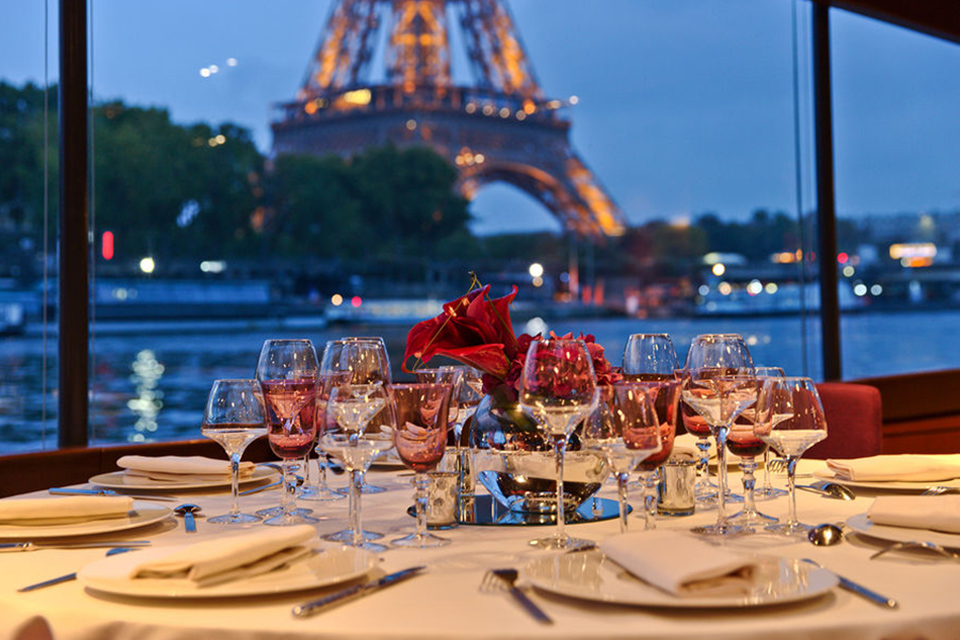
[2,1,958,235]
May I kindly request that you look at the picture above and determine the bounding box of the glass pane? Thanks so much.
[0,2,57,454]
[87,0,820,447]
[832,11,960,378]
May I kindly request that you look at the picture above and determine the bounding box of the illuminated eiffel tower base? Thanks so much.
[272,0,625,238]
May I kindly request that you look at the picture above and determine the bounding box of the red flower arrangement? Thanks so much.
[402,282,621,401]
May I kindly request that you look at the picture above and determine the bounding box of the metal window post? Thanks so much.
[58,0,90,447]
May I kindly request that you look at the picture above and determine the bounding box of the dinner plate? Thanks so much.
[846,512,960,550]
[521,550,837,609]
[813,470,960,492]
[78,544,377,598]
[0,502,171,539]
[89,465,277,491]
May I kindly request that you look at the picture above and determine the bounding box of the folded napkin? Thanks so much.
[131,524,316,586]
[600,530,759,598]
[826,454,960,482]
[117,455,255,483]
[868,495,960,534]
[0,496,133,525]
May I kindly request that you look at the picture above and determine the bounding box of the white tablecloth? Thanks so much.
[2,459,958,640]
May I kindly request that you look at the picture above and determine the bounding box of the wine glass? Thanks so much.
[583,383,662,533]
[413,366,463,440]
[752,366,788,500]
[320,338,392,494]
[754,376,828,538]
[256,339,319,526]
[390,382,454,547]
[626,379,679,529]
[681,334,756,536]
[200,379,267,525]
[320,383,390,550]
[621,333,680,381]
[299,370,352,502]
[518,337,599,550]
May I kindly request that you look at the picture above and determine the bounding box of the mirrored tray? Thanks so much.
[456,495,626,526]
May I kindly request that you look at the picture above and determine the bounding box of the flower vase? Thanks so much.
[467,386,609,514]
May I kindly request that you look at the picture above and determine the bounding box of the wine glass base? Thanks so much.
[392,532,451,548]
[298,487,347,502]
[690,522,750,537]
[726,508,778,526]
[335,483,386,495]
[256,506,314,518]
[342,538,388,553]
[263,512,319,526]
[755,487,788,500]
[324,528,384,542]
[765,522,811,539]
[528,535,594,551]
[207,512,262,525]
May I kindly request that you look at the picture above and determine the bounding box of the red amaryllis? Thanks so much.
[402,285,520,383]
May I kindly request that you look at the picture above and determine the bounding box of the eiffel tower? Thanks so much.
[271,0,625,238]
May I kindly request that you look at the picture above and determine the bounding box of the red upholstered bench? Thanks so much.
[806,382,883,460]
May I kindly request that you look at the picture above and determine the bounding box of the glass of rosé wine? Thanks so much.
[624,379,679,529]
[390,382,454,547]
[201,379,268,525]
[256,339,320,526]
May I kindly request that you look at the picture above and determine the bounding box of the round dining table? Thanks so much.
[1,458,958,640]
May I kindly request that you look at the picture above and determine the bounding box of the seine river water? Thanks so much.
[2,308,959,454]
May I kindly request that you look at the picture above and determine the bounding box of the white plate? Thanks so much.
[521,550,837,609]
[0,502,171,539]
[89,465,278,491]
[846,512,960,550]
[813,470,960,492]
[78,544,377,598]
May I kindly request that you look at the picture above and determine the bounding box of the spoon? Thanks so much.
[808,522,845,546]
[174,503,201,533]
[797,482,856,500]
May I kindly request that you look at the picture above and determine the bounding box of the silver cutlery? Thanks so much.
[870,540,960,561]
[17,547,139,591]
[174,503,201,533]
[480,568,553,624]
[292,566,426,618]
[0,540,152,552]
[796,482,856,500]
[48,487,179,502]
[808,523,845,546]
[921,486,960,496]
[802,558,898,609]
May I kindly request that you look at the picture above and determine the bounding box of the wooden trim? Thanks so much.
[820,0,960,45]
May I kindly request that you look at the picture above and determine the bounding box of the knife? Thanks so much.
[292,566,426,618]
[48,487,179,502]
[0,541,152,552]
[802,559,898,609]
[18,547,139,592]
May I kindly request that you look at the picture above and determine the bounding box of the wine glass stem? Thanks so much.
[761,449,773,492]
[785,456,799,527]
[552,435,568,544]
[280,459,295,518]
[414,472,429,540]
[641,469,658,530]
[349,469,363,546]
[714,426,730,526]
[616,472,629,533]
[229,450,242,516]
[695,438,712,490]
[740,457,758,516]
[317,456,329,491]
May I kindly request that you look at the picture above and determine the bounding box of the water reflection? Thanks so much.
[127,349,165,442]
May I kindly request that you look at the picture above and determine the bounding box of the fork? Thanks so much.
[480,569,553,624]
[870,540,960,561]
[921,486,959,496]
[766,458,789,473]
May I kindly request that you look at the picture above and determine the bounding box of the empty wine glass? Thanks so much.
[519,337,599,550]
[622,333,679,381]
[256,339,319,526]
[752,366,788,500]
[681,334,756,537]
[320,383,390,550]
[584,383,662,533]
[390,382,454,547]
[201,379,267,525]
[300,370,352,502]
[755,376,828,538]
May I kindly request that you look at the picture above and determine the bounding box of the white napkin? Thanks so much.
[868,495,960,534]
[117,455,255,483]
[0,496,133,525]
[826,454,960,482]
[599,530,758,597]
[131,525,316,586]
